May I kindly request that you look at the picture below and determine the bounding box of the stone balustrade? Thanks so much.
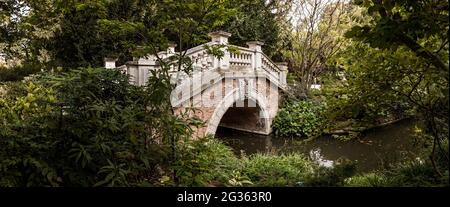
[107,31,288,88]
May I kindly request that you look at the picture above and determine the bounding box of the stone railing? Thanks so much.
[229,46,253,69]
[262,54,279,75]
[261,55,280,81]
[107,31,288,87]
[186,45,214,72]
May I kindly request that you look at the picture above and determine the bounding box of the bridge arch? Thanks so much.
[113,31,288,137]
[205,87,271,135]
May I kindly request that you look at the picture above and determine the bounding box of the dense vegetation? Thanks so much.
[272,100,325,137]
[1,0,448,186]
[0,68,192,186]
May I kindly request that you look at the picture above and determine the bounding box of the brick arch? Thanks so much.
[205,88,271,136]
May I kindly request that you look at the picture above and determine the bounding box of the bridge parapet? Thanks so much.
[109,31,287,88]
[229,47,253,69]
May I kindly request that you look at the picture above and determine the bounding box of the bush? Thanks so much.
[172,138,319,187]
[344,159,449,187]
[344,173,388,187]
[173,136,240,187]
[0,63,42,82]
[384,159,448,187]
[0,68,192,187]
[272,100,325,137]
[241,153,314,186]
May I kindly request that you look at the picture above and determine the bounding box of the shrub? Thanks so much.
[383,159,448,187]
[173,136,240,187]
[241,153,314,186]
[344,159,449,187]
[172,138,319,187]
[0,63,42,82]
[0,68,192,187]
[344,173,388,187]
[272,100,325,137]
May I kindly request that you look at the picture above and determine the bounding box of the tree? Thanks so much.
[46,0,161,68]
[341,0,449,175]
[222,0,293,60]
[1,0,240,69]
[345,0,449,77]
[284,0,358,96]
[0,0,59,67]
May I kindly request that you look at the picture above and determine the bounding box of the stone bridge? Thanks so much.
[106,31,287,137]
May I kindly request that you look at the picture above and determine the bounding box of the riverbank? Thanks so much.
[217,118,421,172]
[172,133,449,187]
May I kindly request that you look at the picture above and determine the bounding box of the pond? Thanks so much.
[215,119,422,172]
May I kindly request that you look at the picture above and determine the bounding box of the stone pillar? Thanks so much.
[276,62,288,85]
[246,41,264,70]
[208,31,231,70]
[208,31,231,44]
[127,65,139,85]
[167,43,177,57]
[104,58,117,69]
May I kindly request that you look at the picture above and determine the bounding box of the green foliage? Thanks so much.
[345,159,449,187]
[172,137,318,187]
[0,63,42,82]
[241,153,314,186]
[159,0,238,47]
[48,0,149,68]
[272,100,325,138]
[325,4,448,171]
[325,45,414,121]
[345,139,449,187]
[222,0,287,60]
[1,0,240,69]
[344,173,388,187]
[346,0,448,74]
[1,0,447,188]
[321,38,448,137]
[173,136,240,187]
[0,68,195,186]
[303,159,357,187]
[169,136,366,187]
[226,170,253,187]
[383,159,445,187]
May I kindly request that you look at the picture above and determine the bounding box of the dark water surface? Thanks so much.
[215,119,422,172]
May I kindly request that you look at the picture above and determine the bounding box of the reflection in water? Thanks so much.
[309,149,334,168]
[216,119,421,172]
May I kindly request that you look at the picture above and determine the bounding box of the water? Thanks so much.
[216,119,422,172]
